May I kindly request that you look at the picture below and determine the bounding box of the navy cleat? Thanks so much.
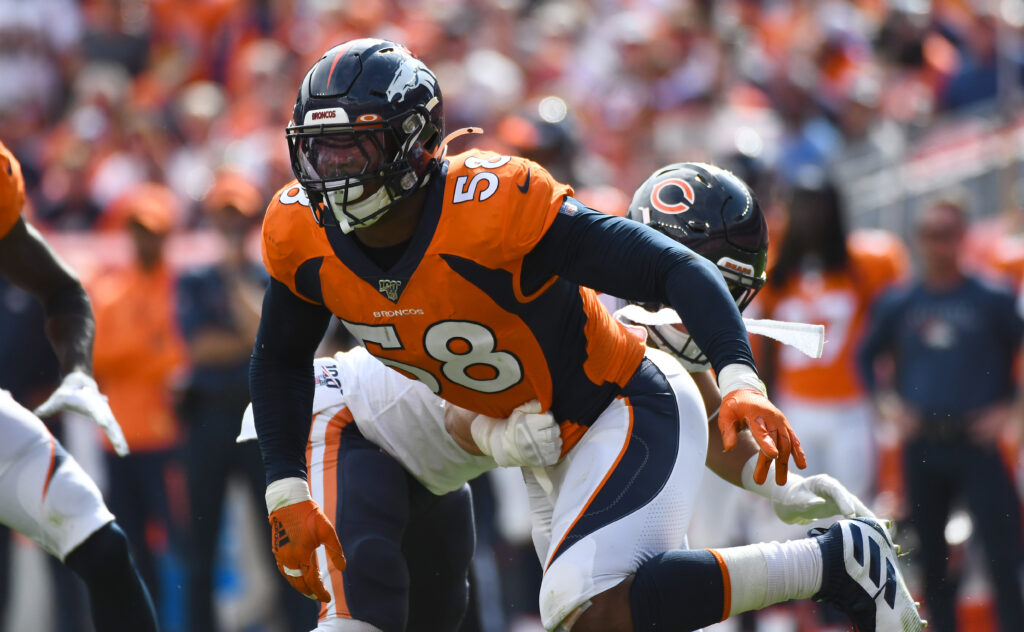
[811,517,926,631]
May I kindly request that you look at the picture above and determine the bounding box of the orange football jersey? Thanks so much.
[759,230,908,402]
[262,151,645,430]
[0,141,25,239]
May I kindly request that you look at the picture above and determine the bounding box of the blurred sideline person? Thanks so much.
[238,162,877,632]
[248,40,921,632]
[91,183,187,622]
[859,198,1024,632]
[0,141,158,629]
[177,172,316,631]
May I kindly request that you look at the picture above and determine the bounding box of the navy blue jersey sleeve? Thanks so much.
[249,277,332,485]
[991,283,1024,349]
[856,287,903,394]
[523,200,756,374]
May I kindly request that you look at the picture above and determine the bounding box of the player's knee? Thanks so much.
[316,617,384,631]
[344,534,409,632]
[65,521,133,582]
[569,580,634,632]
[539,564,633,632]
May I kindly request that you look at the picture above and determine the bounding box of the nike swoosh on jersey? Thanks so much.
[517,169,531,193]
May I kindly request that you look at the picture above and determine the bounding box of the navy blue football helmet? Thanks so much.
[625,162,769,368]
[287,39,444,232]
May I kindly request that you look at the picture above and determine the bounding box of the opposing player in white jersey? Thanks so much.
[0,141,158,629]
[238,345,558,631]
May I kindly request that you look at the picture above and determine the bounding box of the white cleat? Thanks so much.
[811,517,926,631]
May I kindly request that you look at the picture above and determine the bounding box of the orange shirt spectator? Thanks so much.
[91,188,186,453]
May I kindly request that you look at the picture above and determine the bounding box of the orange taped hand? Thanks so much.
[718,388,807,486]
[268,500,346,602]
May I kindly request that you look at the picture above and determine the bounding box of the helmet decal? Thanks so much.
[386,63,437,102]
[717,256,755,277]
[651,178,695,215]
[304,107,350,124]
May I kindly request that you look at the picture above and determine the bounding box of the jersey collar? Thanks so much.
[323,161,448,303]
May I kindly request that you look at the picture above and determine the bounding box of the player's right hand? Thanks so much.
[266,478,346,602]
[471,400,563,467]
[34,371,130,456]
[772,474,876,525]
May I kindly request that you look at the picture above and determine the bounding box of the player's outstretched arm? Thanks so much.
[693,371,873,523]
[0,217,130,455]
[523,203,807,482]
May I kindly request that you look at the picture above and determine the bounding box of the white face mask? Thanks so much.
[324,171,428,233]
[646,323,711,373]
[326,184,393,233]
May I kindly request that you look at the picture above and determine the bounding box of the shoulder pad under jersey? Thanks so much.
[261,181,334,303]
[434,150,573,265]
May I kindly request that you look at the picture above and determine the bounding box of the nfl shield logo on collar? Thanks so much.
[378,279,403,303]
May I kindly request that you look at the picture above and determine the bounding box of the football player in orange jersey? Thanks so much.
[0,141,158,630]
[249,39,922,632]
[757,171,907,524]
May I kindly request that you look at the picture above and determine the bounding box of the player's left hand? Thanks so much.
[34,371,129,456]
[719,388,806,486]
[772,473,876,525]
[266,478,346,602]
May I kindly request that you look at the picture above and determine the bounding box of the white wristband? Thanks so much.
[717,363,766,396]
[740,453,778,499]
[741,452,806,502]
[470,416,497,457]
[265,477,311,514]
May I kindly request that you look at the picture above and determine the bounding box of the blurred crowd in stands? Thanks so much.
[5,0,1024,631]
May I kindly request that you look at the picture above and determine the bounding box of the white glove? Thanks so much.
[470,400,562,467]
[34,371,130,456]
[741,454,874,525]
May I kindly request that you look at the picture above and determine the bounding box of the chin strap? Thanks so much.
[438,127,483,161]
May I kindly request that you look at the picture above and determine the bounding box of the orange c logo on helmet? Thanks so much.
[651,179,695,215]
[357,113,382,122]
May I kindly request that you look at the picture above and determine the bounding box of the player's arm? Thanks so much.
[249,277,345,602]
[0,217,93,376]
[694,368,873,522]
[523,203,806,484]
[0,217,130,455]
[249,277,331,484]
[444,399,562,467]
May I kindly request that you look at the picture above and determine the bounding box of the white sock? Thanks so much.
[711,538,823,617]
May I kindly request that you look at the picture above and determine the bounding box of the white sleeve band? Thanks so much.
[717,363,766,396]
[265,477,312,514]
